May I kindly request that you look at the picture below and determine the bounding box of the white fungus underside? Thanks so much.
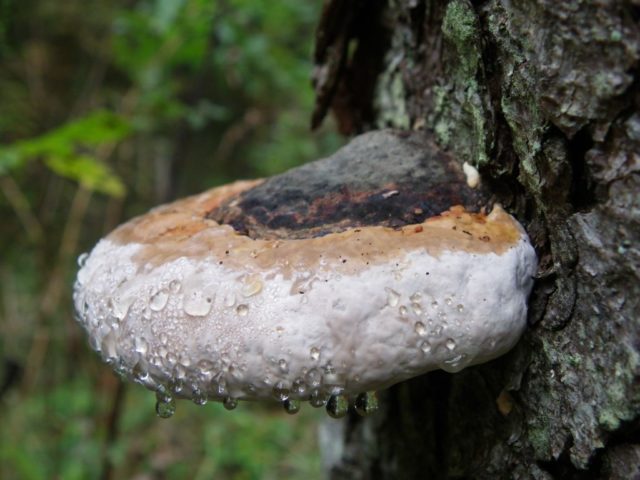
[74,235,536,402]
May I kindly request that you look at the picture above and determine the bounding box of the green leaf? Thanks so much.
[0,110,130,196]
[44,154,126,197]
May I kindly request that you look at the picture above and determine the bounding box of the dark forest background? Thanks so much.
[0,1,341,478]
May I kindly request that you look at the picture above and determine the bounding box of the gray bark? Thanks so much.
[312,0,640,478]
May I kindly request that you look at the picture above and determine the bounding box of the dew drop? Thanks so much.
[149,289,169,311]
[411,302,423,315]
[155,385,172,402]
[292,378,307,396]
[272,381,290,401]
[132,363,149,383]
[326,394,348,418]
[184,290,213,317]
[242,275,263,297]
[198,359,215,374]
[399,305,408,317]
[169,279,181,293]
[134,336,148,355]
[223,397,238,410]
[110,295,134,321]
[420,340,432,353]
[236,304,249,316]
[174,364,187,379]
[192,388,208,405]
[442,354,466,373]
[414,322,427,336]
[386,288,400,307]
[309,391,326,408]
[410,292,422,303]
[283,398,300,415]
[216,378,228,397]
[100,331,117,361]
[456,304,465,312]
[278,359,289,373]
[445,338,457,350]
[77,252,89,268]
[169,378,184,394]
[223,293,236,307]
[445,297,453,306]
[310,347,320,361]
[431,325,443,337]
[306,368,322,389]
[354,392,379,416]
[155,397,176,418]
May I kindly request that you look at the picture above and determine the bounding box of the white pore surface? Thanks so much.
[74,234,537,403]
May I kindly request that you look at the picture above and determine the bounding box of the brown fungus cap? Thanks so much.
[74,130,537,417]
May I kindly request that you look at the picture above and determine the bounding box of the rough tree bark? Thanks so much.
[311,1,640,478]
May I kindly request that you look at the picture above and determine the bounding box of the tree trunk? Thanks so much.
[312,1,640,478]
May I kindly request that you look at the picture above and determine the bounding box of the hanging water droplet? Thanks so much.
[236,304,249,316]
[174,364,187,379]
[169,279,181,293]
[216,378,228,397]
[310,347,320,361]
[309,391,326,408]
[134,336,148,355]
[414,322,427,336]
[431,300,439,309]
[132,363,149,383]
[272,381,290,401]
[155,385,172,403]
[306,368,321,388]
[326,394,348,418]
[242,274,263,297]
[223,397,238,410]
[411,302,423,315]
[100,331,118,362]
[155,397,176,418]
[192,388,208,405]
[110,295,134,321]
[278,359,289,373]
[456,304,464,312]
[354,392,379,416]
[410,292,422,303]
[169,378,184,394]
[442,354,466,372]
[198,359,216,374]
[445,297,453,306]
[149,288,169,311]
[77,252,89,268]
[386,288,400,307]
[292,378,307,396]
[283,398,300,415]
[184,290,213,317]
[445,338,457,350]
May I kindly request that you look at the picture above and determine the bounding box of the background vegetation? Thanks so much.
[0,0,342,478]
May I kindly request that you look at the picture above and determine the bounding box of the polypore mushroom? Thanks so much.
[73,130,537,418]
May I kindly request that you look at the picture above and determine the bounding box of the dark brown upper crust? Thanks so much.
[207,130,490,240]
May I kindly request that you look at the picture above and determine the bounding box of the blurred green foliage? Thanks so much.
[0,0,340,478]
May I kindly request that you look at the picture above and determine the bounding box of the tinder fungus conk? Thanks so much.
[74,130,537,418]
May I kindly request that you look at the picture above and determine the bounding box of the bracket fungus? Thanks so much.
[74,130,537,419]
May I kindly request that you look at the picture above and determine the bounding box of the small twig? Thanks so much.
[0,174,44,243]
